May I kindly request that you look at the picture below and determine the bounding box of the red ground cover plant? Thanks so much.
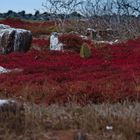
[59,34,84,51]
[0,37,140,105]
[0,18,140,104]
[59,34,94,52]
[32,39,50,50]
[0,18,56,35]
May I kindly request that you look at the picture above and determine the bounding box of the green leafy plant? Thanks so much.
[80,43,92,58]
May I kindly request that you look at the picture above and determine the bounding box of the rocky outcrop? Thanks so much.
[0,24,32,54]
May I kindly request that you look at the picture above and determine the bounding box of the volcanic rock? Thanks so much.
[0,24,32,54]
[0,99,25,134]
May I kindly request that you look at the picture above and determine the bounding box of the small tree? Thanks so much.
[80,43,92,58]
[42,0,83,32]
[34,10,40,17]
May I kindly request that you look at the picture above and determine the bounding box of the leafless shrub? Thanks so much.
[42,0,140,40]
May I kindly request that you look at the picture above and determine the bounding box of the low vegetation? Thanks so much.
[0,37,140,104]
[0,18,140,139]
[0,101,139,140]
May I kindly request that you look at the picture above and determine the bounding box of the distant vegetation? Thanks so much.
[0,9,140,40]
[0,10,83,21]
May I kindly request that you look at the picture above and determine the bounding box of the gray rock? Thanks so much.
[0,24,10,29]
[0,24,32,54]
[0,99,25,134]
[0,66,23,74]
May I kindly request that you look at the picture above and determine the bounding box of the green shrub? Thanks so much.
[80,43,92,58]
[48,26,60,33]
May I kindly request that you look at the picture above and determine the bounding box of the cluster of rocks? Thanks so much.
[0,24,32,54]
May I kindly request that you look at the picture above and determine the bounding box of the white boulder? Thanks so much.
[0,66,23,74]
[0,66,11,74]
[50,32,63,51]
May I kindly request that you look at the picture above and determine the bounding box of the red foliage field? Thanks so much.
[0,37,140,105]
[0,18,56,35]
[0,18,140,105]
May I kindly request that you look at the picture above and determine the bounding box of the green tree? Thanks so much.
[80,43,92,58]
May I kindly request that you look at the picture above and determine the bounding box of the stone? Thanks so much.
[0,66,11,74]
[0,24,32,54]
[0,66,23,74]
[0,24,10,29]
[0,99,25,134]
[86,28,97,40]
[50,32,63,51]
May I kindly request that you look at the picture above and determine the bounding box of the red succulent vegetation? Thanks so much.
[59,34,84,51]
[32,39,50,50]
[59,34,94,52]
[0,18,140,105]
[0,37,140,105]
[0,18,56,35]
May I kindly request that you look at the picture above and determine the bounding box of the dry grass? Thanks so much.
[0,99,139,140]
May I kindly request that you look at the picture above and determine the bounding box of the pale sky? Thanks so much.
[0,0,44,14]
